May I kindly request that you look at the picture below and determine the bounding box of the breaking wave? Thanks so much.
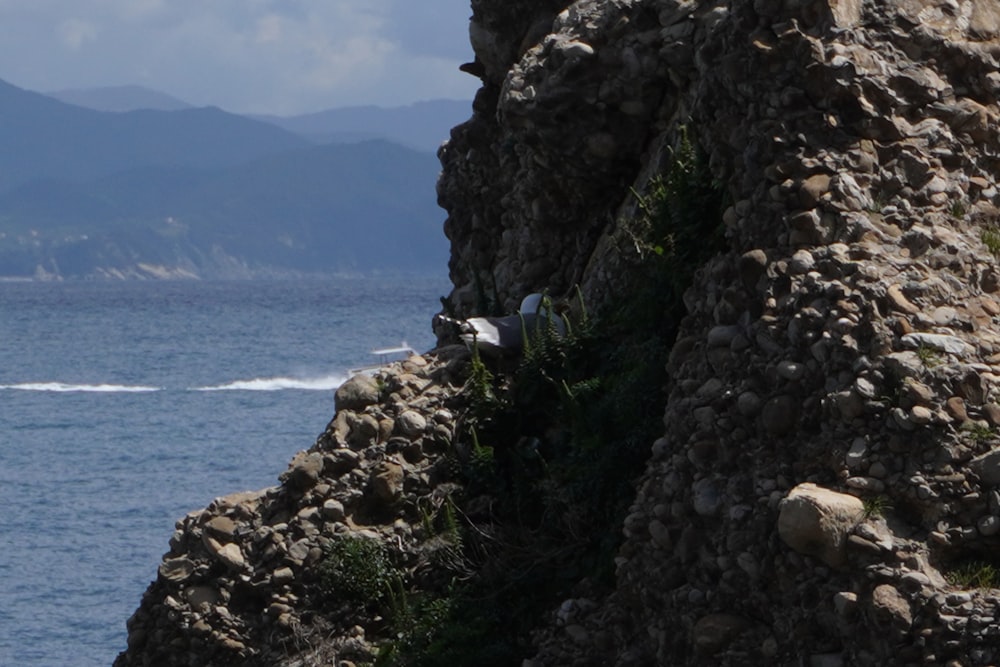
[192,374,346,392]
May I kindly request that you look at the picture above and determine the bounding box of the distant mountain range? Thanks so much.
[0,80,469,279]
[250,100,470,152]
[47,84,194,112]
[46,84,470,152]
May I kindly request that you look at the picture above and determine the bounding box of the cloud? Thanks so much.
[0,0,478,114]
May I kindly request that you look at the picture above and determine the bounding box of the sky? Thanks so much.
[0,0,480,115]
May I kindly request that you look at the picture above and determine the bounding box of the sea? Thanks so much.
[0,274,449,667]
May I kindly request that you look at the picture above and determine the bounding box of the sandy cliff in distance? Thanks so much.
[116,0,1000,665]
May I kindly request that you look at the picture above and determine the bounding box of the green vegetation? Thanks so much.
[915,344,942,368]
[982,227,1000,257]
[317,536,396,607]
[961,421,995,444]
[860,495,892,520]
[949,198,968,219]
[383,128,727,664]
[946,559,1000,589]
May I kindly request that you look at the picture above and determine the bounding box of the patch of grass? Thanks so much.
[915,344,942,368]
[860,495,892,520]
[317,536,396,607]
[946,560,1000,589]
[950,198,968,219]
[982,227,1000,257]
[961,421,994,443]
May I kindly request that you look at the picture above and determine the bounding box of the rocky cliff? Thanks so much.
[117,0,1000,665]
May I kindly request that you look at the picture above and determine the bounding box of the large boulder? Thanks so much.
[778,483,864,568]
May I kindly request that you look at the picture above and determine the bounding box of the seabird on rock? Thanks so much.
[437,293,565,355]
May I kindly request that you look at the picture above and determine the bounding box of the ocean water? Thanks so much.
[0,275,449,667]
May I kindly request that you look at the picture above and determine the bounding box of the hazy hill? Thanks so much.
[251,99,471,152]
[0,140,446,278]
[43,84,472,152]
[46,84,193,112]
[0,78,308,193]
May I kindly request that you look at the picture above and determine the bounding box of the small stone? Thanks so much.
[372,461,405,503]
[272,567,295,584]
[648,519,672,549]
[737,391,761,416]
[738,250,768,288]
[184,585,221,611]
[833,591,858,617]
[557,40,595,58]
[788,250,816,275]
[396,410,427,438]
[761,395,799,435]
[910,406,932,425]
[887,284,920,314]
[799,173,832,208]
[846,438,867,469]
[945,397,968,422]
[692,479,721,517]
[904,380,933,405]
[321,499,345,521]
[158,557,196,583]
[216,543,246,571]
[971,450,1000,485]
[284,452,324,491]
[978,515,1000,537]
[205,516,238,540]
[287,539,311,563]
[334,374,381,411]
[845,476,884,492]
[777,360,806,381]
[871,584,913,628]
[984,404,1000,426]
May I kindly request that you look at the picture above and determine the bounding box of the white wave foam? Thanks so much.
[0,382,161,393]
[193,374,346,392]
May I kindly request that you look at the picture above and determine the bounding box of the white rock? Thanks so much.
[901,332,971,356]
[777,483,864,568]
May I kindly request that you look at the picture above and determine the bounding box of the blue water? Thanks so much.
[0,275,448,667]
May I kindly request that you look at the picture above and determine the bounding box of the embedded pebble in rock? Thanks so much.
[787,250,815,275]
[395,410,428,438]
[760,395,799,436]
[215,543,245,572]
[776,360,806,381]
[901,333,971,356]
[778,483,863,568]
[334,374,382,412]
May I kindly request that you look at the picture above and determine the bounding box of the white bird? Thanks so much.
[439,293,565,355]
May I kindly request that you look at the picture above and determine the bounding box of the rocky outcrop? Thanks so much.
[445,0,1000,664]
[119,0,1000,665]
[114,351,473,666]
[466,1,1000,665]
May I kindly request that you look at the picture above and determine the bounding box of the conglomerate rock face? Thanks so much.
[118,0,1000,665]
[444,0,1000,664]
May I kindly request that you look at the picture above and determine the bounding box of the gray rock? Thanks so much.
[761,395,799,435]
[778,483,864,568]
[901,333,971,356]
[334,374,382,412]
[396,410,428,438]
